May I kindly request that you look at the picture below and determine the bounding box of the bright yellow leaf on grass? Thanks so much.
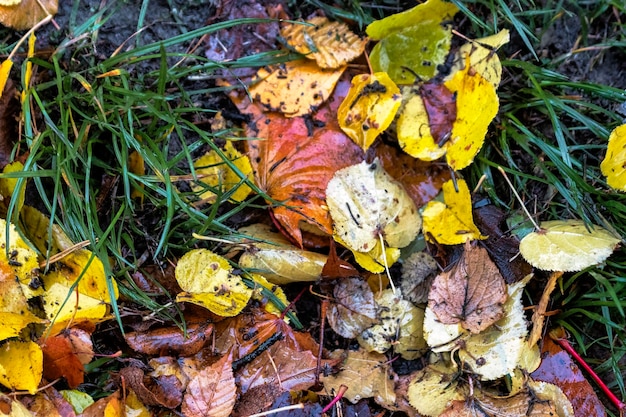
[0,59,13,99]
[0,161,26,218]
[175,249,252,317]
[21,33,36,104]
[249,59,345,117]
[450,30,510,88]
[600,124,626,191]
[43,282,109,336]
[280,16,367,69]
[422,179,486,245]
[192,141,254,203]
[338,72,401,151]
[0,340,43,394]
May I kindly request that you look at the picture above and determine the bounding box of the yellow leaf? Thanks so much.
[128,147,145,201]
[0,161,26,218]
[192,141,254,203]
[175,249,252,317]
[248,273,289,317]
[349,237,400,274]
[239,244,327,285]
[0,340,43,394]
[0,59,13,99]
[43,282,108,336]
[124,389,151,417]
[249,59,345,117]
[280,16,367,69]
[0,396,36,416]
[19,205,74,256]
[21,33,36,104]
[367,0,458,39]
[600,124,626,191]
[422,179,486,245]
[0,217,41,298]
[519,220,620,272]
[337,72,401,151]
[450,30,510,88]
[407,361,465,417]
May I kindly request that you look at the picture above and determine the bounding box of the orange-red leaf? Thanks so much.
[41,334,85,388]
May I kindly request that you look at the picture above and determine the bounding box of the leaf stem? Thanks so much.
[498,166,541,231]
[321,384,348,414]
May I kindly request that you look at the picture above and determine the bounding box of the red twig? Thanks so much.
[549,328,626,411]
[321,384,348,414]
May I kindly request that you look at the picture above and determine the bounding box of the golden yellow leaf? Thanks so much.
[248,273,289,317]
[0,59,13,99]
[280,16,367,69]
[175,249,252,317]
[422,179,486,245]
[0,340,43,394]
[600,123,626,191]
[128,149,145,201]
[249,59,345,117]
[0,217,41,298]
[407,361,466,417]
[348,236,401,274]
[519,220,620,272]
[450,30,510,88]
[19,205,74,256]
[0,161,26,218]
[21,33,36,104]
[192,141,254,203]
[337,72,401,151]
[124,389,151,417]
[0,0,57,30]
[43,282,108,336]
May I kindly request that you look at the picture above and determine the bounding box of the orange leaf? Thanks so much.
[41,334,85,388]
[182,352,236,417]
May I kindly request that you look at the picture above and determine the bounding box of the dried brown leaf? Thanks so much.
[182,353,236,417]
[119,366,183,409]
[428,241,507,333]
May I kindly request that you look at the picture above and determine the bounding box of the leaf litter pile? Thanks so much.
[0,0,625,416]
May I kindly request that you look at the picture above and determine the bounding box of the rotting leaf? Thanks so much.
[519,220,620,272]
[601,123,626,191]
[327,277,378,338]
[400,251,438,305]
[450,30,510,88]
[280,16,367,69]
[125,323,213,357]
[119,366,183,409]
[428,241,507,333]
[422,179,486,245]
[182,352,236,417]
[338,72,401,151]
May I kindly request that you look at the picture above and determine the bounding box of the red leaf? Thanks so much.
[41,334,86,388]
[420,80,457,146]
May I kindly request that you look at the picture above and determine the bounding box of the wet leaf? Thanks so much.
[337,72,401,151]
[125,323,213,357]
[42,283,108,336]
[0,216,41,299]
[120,366,183,409]
[248,273,289,317]
[280,16,367,69]
[450,30,510,88]
[60,389,94,414]
[249,60,345,117]
[192,140,254,203]
[182,353,236,417]
[80,390,123,417]
[327,277,378,338]
[0,161,25,218]
[124,389,151,417]
[428,241,507,333]
[519,220,620,271]
[326,159,421,254]
[0,0,58,30]
[601,123,626,191]
[175,249,252,317]
[367,0,458,84]
[422,179,486,245]
[400,251,438,305]
[0,59,13,100]
[0,340,43,394]
[41,334,86,388]
[407,360,466,417]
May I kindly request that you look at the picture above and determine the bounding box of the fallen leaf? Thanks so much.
[326,159,421,253]
[337,72,401,151]
[422,179,486,245]
[119,366,183,409]
[175,249,252,317]
[124,389,151,417]
[450,30,510,88]
[248,273,289,317]
[407,360,466,417]
[0,0,58,30]
[0,77,18,168]
[366,0,458,84]
[600,123,626,191]
[400,251,438,305]
[182,353,236,417]
[60,389,94,414]
[428,241,507,333]
[519,220,620,271]
[249,60,345,117]
[191,140,254,203]
[0,161,25,218]
[0,396,37,417]
[280,16,367,69]
[125,323,213,357]
[80,390,123,417]
[0,340,43,394]
[40,334,85,388]
[327,277,378,338]
[321,239,360,279]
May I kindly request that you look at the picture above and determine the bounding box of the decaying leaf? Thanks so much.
[175,249,252,317]
[422,179,486,245]
[400,251,438,305]
[407,360,466,417]
[326,159,421,254]
[338,72,401,151]
[601,123,626,191]
[125,323,213,357]
[248,273,289,317]
[519,220,620,271]
[0,340,43,394]
[121,365,183,409]
[192,140,254,203]
[249,60,345,117]
[0,216,42,299]
[280,16,367,69]
[182,353,236,417]
[366,0,458,84]
[428,241,507,333]
[0,0,58,30]
[327,277,378,338]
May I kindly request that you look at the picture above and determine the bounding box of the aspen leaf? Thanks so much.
[407,361,466,417]
[192,140,254,203]
[0,0,58,30]
[428,242,507,334]
[249,59,345,117]
[0,340,43,394]
[366,0,458,84]
[519,220,620,272]
[600,123,626,191]
[326,159,421,254]
[175,249,252,317]
[280,16,367,69]
[43,283,108,336]
[0,217,41,298]
[450,30,510,88]
[422,179,486,245]
[338,72,401,151]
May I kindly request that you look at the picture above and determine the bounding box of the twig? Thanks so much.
[321,384,348,414]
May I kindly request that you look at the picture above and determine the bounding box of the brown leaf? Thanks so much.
[439,393,558,417]
[119,366,183,409]
[321,239,360,280]
[125,323,213,357]
[327,277,378,338]
[80,390,123,417]
[419,80,457,146]
[530,337,606,417]
[182,352,236,417]
[0,0,58,30]
[428,241,507,333]
[40,335,85,388]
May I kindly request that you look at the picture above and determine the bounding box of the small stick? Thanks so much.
[321,384,348,414]
[549,328,626,411]
[528,271,562,346]
[498,166,541,231]
[248,404,305,417]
